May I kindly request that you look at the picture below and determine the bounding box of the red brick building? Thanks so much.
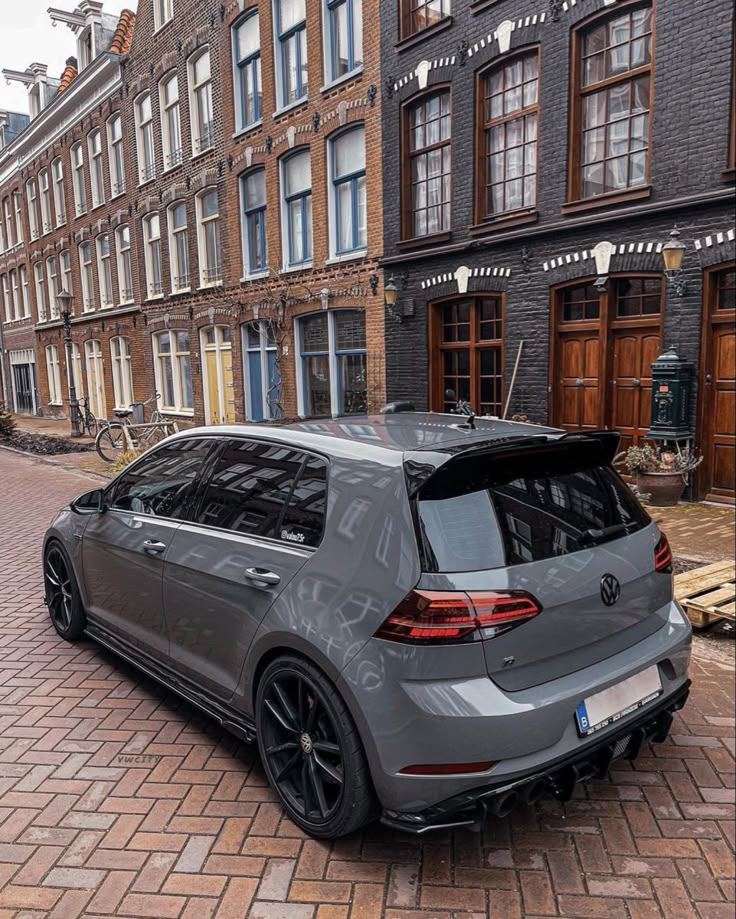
[0,0,384,426]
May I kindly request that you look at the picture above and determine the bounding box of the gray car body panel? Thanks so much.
[43,413,692,818]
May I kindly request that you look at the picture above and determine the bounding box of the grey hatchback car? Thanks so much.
[43,413,692,838]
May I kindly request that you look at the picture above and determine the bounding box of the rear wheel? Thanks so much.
[44,542,86,640]
[96,423,126,462]
[256,656,377,838]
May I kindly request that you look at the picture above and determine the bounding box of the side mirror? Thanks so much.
[71,488,106,515]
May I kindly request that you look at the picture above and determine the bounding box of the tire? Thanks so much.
[96,423,126,462]
[43,541,86,641]
[256,655,378,838]
[84,413,98,438]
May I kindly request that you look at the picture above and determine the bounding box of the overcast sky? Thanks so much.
[0,1,131,114]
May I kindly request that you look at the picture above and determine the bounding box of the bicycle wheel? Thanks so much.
[96,423,126,462]
[84,412,98,438]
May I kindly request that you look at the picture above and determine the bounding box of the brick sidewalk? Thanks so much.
[651,505,735,565]
[0,450,733,919]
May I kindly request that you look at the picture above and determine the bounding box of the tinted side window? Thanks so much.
[109,438,214,519]
[279,455,327,548]
[196,440,304,538]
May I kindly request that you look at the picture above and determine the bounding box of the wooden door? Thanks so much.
[84,340,106,420]
[203,326,236,426]
[700,266,735,504]
[608,328,660,452]
[556,331,603,431]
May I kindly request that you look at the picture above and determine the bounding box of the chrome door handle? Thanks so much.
[142,539,167,554]
[244,568,281,587]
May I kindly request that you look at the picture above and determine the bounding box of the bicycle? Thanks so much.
[70,397,98,438]
[95,393,179,462]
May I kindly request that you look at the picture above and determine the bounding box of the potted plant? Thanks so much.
[615,443,703,507]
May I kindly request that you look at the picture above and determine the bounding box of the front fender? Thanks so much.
[43,509,90,606]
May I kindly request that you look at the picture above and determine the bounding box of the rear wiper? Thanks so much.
[577,523,629,548]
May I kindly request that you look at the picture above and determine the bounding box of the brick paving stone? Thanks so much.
[0,448,734,918]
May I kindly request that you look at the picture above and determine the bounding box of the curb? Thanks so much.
[0,443,111,483]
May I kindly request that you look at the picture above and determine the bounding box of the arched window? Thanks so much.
[281,149,312,266]
[26,178,39,240]
[168,202,190,291]
[39,168,52,233]
[115,225,134,303]
[135,93,156,183]
[46,255,59,319]
[160,73,182,168]
[143,213,163,298]
[78,241,94,311]
[329,125,366,256]
[233,12,262,130]
[240,168,267,276]
[402,90,451,239]
[51,157,66,225]
[196,189,222,286]
[110,336,134,409]
[45,345,62,405]
[153,330,193,413]
[477,50,539,221]
[71,142,87,215]
[274,0,307,108]
[570,3,653,201]
[189,48,214,153]
[96,234,113,307]
[88,129,105,207]
[107,114,125,195]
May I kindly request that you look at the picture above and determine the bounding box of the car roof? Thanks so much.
[173,413,562,459]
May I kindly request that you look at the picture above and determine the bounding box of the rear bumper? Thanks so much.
[381,679,690,834]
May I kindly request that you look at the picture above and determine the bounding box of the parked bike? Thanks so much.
[70,397,98,438]
[95,393,178,462]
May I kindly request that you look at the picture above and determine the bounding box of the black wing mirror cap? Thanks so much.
[71,488,106,515]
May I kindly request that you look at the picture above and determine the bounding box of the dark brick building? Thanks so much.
[379,0,735,503]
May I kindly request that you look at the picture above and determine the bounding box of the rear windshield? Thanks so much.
[416,446,649,573]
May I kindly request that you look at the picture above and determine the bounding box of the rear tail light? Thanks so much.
[399,761,496,776]
[655,533,673,573]
[375,589,542,644]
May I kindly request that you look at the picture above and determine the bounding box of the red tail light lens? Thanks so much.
[375,589,542,644]
[655,533,673,573]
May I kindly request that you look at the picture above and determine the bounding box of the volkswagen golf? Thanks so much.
[42,413,691,837]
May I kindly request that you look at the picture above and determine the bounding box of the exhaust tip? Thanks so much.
[492,790,519,819]
[522,780,548,806]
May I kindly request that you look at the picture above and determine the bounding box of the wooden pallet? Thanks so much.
[675,560,736,629]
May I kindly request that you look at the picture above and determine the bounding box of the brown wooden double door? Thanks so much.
[698,265,735,504]
[552,277,662,452]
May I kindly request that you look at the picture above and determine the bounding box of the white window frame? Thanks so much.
[51,157,66,226]
[1,274,10,323]
[19,265,30,318]
[45,345,63,405]
[13,191,24,243]
[71,143,87,216]
[195,189,222,287]
[79,241,95,312]
[154,0,174,31]
[280,149,313,269]
[188,47,214,155]
[273,0,308,111]
[110,335,134,409]
[143,212,164,298]
[240,168,268,279]
[26,178,39,240]
[3,198,14,248]
[107,113,126,197]
[135,93,156,184]
[295,308,367,417]
[233,12,262,132]
[39,169,52,234]
[153,329,194,414]
[160,72,183,170]
[115,225,134,304]
[322,0,363,87]
[59,250,73,299]
[168,201,190,292]
[33,261,47,322]
[88,129,105,208]
[96,233,114,307]
[9,269,19,321]
[46,255,60,319]
[328,124,367,259]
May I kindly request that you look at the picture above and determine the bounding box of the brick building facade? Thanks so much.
[379,0,735,503]
[0,0,384,430]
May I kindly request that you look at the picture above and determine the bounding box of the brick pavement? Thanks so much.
[650,505,735,565]
[0,449,733,919]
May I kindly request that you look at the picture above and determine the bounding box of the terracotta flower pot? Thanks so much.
[636,471,686,507]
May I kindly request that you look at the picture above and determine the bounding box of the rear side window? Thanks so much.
[195,440,327,546]
[109,438,214,519]
[417,446,649,572]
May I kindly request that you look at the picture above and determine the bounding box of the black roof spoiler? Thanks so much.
[404,429,621,496]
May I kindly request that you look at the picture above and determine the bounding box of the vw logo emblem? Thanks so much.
[601,574,621,607]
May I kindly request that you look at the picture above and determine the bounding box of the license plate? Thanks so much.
[575,666,662,736]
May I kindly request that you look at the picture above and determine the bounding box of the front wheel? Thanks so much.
[256,656,377,838]
[83,412,98,438]
[96,423,126,462]
[44,542,86,640]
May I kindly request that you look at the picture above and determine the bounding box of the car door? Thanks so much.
[82,437,216,659]
[163,439,328,699]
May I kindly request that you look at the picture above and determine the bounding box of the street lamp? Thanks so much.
[661,227,688,296]
[384,275,401,322]
[58,289,81,438]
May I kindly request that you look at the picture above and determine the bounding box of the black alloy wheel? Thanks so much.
[44,544,85,640]
[256,656,376,838]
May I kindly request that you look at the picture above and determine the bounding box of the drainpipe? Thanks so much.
[0,317,11,409]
